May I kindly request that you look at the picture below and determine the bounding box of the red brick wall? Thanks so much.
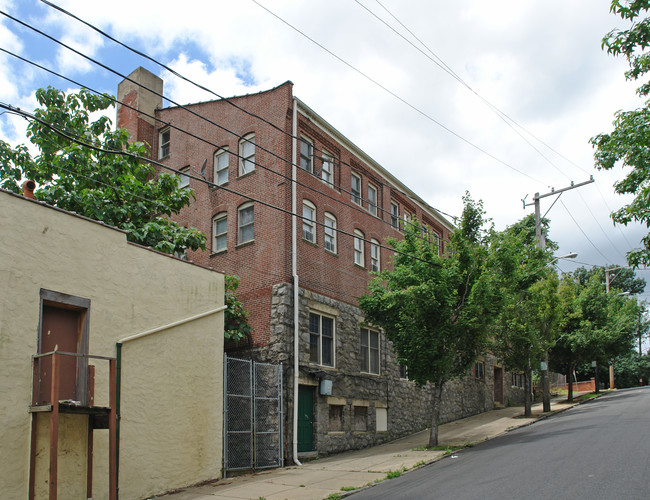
[116,79,452,346]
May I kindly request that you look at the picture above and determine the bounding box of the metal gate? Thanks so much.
[224,355,283,472]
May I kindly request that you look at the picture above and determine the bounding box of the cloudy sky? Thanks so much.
[2,0,649,293]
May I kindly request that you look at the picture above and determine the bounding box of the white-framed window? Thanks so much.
[354,229,365,267]
[370,239,380,272]
[159,127,170,158]
[403,212,412,231]
[324,212,337,253]
[360,328,380,375]
[351,172,362,205]
[474,361,485,380]
[239,133,255,175]
[390,201,400,230]
[214,148,229,186]
[309,312,334,367]
[368,184,378,216]
[212,212,227,252]
[237,202,254,244]
[321,152,333,185]
[302,200,316,243]
[300,136,313,173]
[178,166,190,189]
[399,363,409,380]
[432,232,442,255]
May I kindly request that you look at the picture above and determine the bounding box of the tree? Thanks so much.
[224,275,252,343]
[591,1,650,267]
[489,215,559,416]
[572,266,646,295]
[551,270,640,399]
[0,86,205,254]
[359,193,499,447]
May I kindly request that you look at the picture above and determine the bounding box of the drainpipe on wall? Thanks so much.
[114,305,227,498]
[292,98,302,466]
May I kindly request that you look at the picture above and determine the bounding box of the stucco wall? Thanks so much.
[0,191,224,500]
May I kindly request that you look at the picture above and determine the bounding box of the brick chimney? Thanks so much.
[116,67,163,156]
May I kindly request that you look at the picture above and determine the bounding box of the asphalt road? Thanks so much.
[351,387,650,500]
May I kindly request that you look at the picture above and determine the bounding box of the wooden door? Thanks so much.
[39,305,83,403]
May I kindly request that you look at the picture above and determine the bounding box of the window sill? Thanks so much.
[308,363,337,372]
[302,238,318,247]
[327,431,345,435]
[158,154,170,161]
[360,371,381,377]
[354,263,366,270]
[210,249,227,257]
[236,240,255,249]
[324,249,338,257]
[237,170,256,180]
[211,181,229,190]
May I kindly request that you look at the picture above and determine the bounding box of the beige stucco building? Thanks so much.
[0,189,225,499]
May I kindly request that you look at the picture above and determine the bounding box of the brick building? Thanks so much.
[116,67,524,461]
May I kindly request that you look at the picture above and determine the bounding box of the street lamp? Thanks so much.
[542,252,578,412]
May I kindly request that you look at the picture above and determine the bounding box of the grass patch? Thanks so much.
[326,494,342,500]
[385,467,406,479]
[340,486,358,491]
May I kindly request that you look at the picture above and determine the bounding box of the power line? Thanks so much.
[0,13,452,241]
[0,101,445,268]
[0,45,453,248]
[249,0,544,184]
[36,0,457,226]
[559,198,611,263]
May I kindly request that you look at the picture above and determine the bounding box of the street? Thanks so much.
[351,387,650,500]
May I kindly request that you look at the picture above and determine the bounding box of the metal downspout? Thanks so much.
[292,98,302,466]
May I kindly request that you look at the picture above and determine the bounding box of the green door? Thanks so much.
[297,385,314,452]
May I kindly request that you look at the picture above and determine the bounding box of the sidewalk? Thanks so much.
[156,395,593,500]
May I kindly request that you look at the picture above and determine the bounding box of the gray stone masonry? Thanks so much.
[246,282,525,458]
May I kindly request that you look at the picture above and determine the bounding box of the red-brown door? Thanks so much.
[494,366,504,405]
[39,305,83,404]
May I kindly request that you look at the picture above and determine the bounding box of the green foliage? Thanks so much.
[0,86,206,255]
[592,2,650,266]
[224,275,252,342]
[385,468,405,479]
[551,270,641,380]
[613,352,650,386]
[359,193,496,388]
[489,214,559,375]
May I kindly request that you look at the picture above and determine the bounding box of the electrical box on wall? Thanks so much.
[320,379,332,396]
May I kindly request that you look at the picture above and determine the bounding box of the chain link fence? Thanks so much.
[224,356,283,473]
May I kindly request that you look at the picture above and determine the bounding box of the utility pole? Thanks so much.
[524,177,594,412]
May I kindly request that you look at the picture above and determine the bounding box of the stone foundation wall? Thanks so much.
[240,283,525,458]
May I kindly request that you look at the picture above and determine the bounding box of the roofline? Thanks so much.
[0,189,221,273]
[160,80,294,111]
[294,97,454,230]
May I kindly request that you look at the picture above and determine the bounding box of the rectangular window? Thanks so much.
[324,213,337,253]
[212,213,227,252]
[309,312,334,367]
[159,128,170,158]
[239,133,255,175]
[390,202,399,230]
[354,406,368,431]
[300,137,313,173]
[329,405,343,431]
[354,230,364,267]
[370,239,380,272]
[376,407,388,432]
[178,166,190,189]
[360,328,380,374]
[321,153,333,185]
[399,363,409,380]
[432,232,441,255]
[368,184,378,216]
[214,149,229,186]
[474,361,485,380]
[351,173,362,205]
[302,201,316,243]
[238,203,254,244]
